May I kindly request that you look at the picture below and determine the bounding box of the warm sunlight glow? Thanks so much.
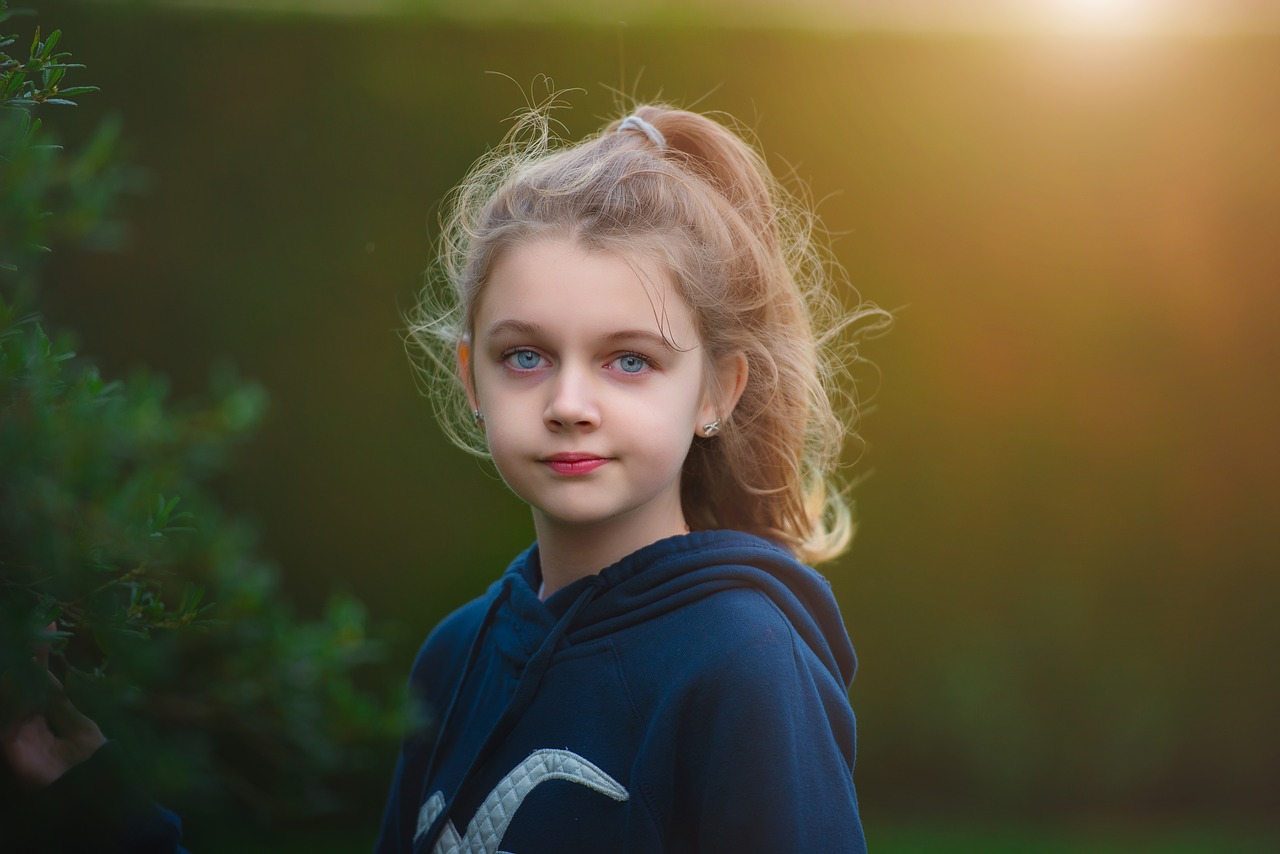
[1042,0,1160,33]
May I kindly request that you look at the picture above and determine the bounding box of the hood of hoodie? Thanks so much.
[498,529,855,690]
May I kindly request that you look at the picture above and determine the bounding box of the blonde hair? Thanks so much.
[408,100,889,564]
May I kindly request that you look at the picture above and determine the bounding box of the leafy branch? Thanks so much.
[1,1,406,825]
[0,19,99,108]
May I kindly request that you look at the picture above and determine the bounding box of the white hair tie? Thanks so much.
[618,115,666,150]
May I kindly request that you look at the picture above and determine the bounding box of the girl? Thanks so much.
[378,101,887,854]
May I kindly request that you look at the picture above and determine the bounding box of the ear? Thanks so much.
[457,334,479,411]
[698,351,749,435]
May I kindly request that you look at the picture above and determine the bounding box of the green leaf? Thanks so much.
[39,28,59,59]
[3,72,25,96]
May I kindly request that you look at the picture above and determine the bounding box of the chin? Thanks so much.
[536,507,621,528]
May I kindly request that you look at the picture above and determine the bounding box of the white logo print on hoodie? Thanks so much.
[415,748,629,854]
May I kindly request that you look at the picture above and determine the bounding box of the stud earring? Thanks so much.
[473,408,484,426]
[702,418,721,437]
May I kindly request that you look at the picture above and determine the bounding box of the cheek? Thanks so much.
[482,413,521,454]
[473,370,522,423]
[482,426,528,488]
[630,399,698,454]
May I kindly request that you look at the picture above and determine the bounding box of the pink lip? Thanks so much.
[542,454,609,475]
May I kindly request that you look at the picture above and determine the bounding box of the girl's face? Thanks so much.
[465,236,718,546]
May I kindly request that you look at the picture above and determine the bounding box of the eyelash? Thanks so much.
[502,348,544,371]
[610,352,654,374]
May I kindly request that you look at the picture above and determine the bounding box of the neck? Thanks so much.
[533,510,688,600]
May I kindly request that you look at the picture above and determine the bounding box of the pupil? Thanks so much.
[623,356,642,372]
[518,351,537,368]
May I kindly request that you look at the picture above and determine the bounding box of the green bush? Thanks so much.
[1,0,405,827]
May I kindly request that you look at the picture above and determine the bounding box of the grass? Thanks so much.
[190,818,1280,852]
[865,818,1280,853]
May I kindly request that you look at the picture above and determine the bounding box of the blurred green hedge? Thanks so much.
[0,1,407,835]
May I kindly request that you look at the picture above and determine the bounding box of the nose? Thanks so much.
[543,364,600,431]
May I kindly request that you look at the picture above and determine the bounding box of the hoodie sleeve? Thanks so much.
[678,591,865,854]
[374,630,455,854]
[375,594,495,853]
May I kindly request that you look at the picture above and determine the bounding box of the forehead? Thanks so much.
[475,237,698,347]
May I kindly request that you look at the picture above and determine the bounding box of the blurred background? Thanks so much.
[23,0,1280,849]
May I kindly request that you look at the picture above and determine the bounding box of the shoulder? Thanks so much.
[615,585,821,705]
[656,590,858,770]
[685,585,797,654]
[621,587,859,816]
[684,587,814,687]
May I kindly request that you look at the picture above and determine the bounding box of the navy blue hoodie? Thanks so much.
[375,530,865,854]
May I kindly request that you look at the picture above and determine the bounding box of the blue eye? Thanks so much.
[507,349,544,370]
[615,354,649,374]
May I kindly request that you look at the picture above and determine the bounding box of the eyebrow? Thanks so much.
[604,330,681,352]
[484,319,547,339]
[484,319,682,352]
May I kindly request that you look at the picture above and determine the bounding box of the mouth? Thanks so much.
[541,453,610,475]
